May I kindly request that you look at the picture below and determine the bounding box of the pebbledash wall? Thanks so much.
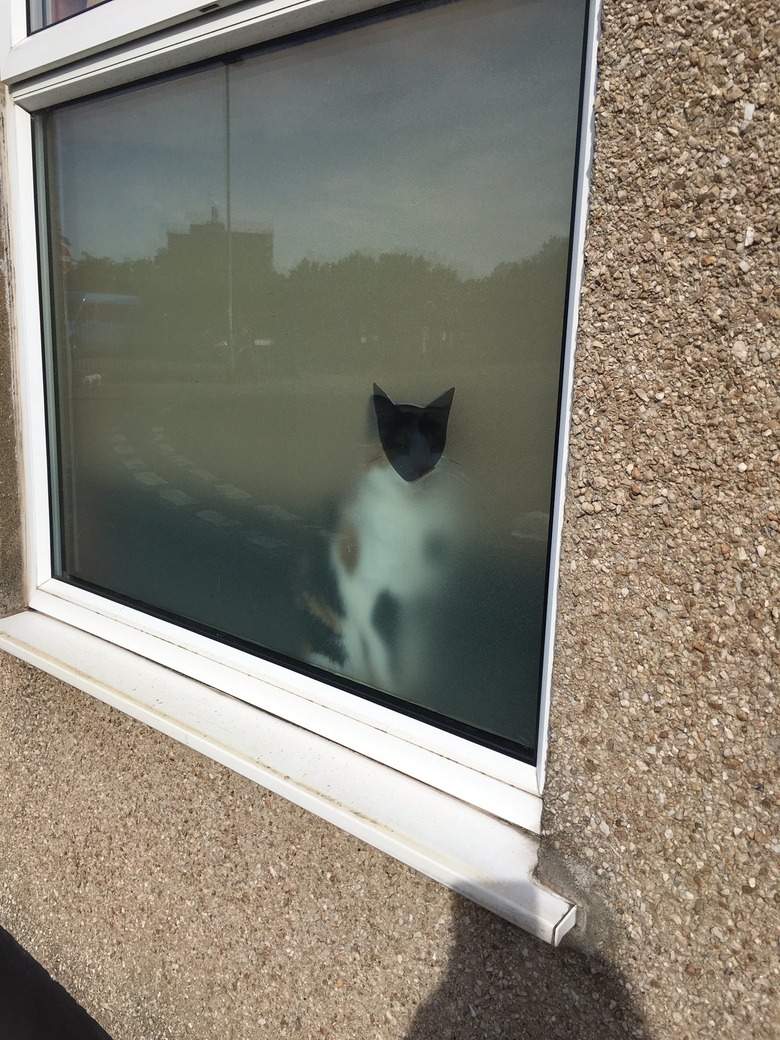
[0,1,777,1038]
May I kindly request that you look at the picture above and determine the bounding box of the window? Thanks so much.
[1,0,598,942]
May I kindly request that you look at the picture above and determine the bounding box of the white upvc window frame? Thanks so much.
[0,0,599,944]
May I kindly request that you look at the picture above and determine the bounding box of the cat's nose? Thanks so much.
[407,462,434,482]
[391,460,429,482]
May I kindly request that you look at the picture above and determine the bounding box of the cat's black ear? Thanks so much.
[372,384,400,428]
[427,387,455,413]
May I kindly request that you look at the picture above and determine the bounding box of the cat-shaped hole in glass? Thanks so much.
[372,384,455,483]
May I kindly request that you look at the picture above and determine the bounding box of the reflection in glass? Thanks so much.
[41,0,589,759]
[30,0,112,32]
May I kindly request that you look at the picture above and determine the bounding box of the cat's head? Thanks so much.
[372,384,455,483]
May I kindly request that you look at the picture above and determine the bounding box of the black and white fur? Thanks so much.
[303,385,459,697]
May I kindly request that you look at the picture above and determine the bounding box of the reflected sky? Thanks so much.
[51,0,587,277]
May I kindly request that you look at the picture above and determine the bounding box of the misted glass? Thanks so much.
[42,0,589,758]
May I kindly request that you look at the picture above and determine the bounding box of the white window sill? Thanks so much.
[0,608,576,945]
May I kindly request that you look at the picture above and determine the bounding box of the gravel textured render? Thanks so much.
[0,656,647,1040]
[539,0,779,1036]
[0,0,777,1039]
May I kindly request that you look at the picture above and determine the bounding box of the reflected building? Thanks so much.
[155,206,276,359]
[164,205,273,277]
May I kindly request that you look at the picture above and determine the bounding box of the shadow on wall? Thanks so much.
[0,926,113,1040]
[404,892,646,1040]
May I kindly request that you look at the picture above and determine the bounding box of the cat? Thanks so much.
[302,384,460,700]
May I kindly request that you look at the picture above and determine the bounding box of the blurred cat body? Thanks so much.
[304,386,460,697]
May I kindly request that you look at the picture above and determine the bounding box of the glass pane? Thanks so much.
[30,0,113,32]
[41,0,589,759]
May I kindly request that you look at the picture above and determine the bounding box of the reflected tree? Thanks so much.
[63,228,570,376]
